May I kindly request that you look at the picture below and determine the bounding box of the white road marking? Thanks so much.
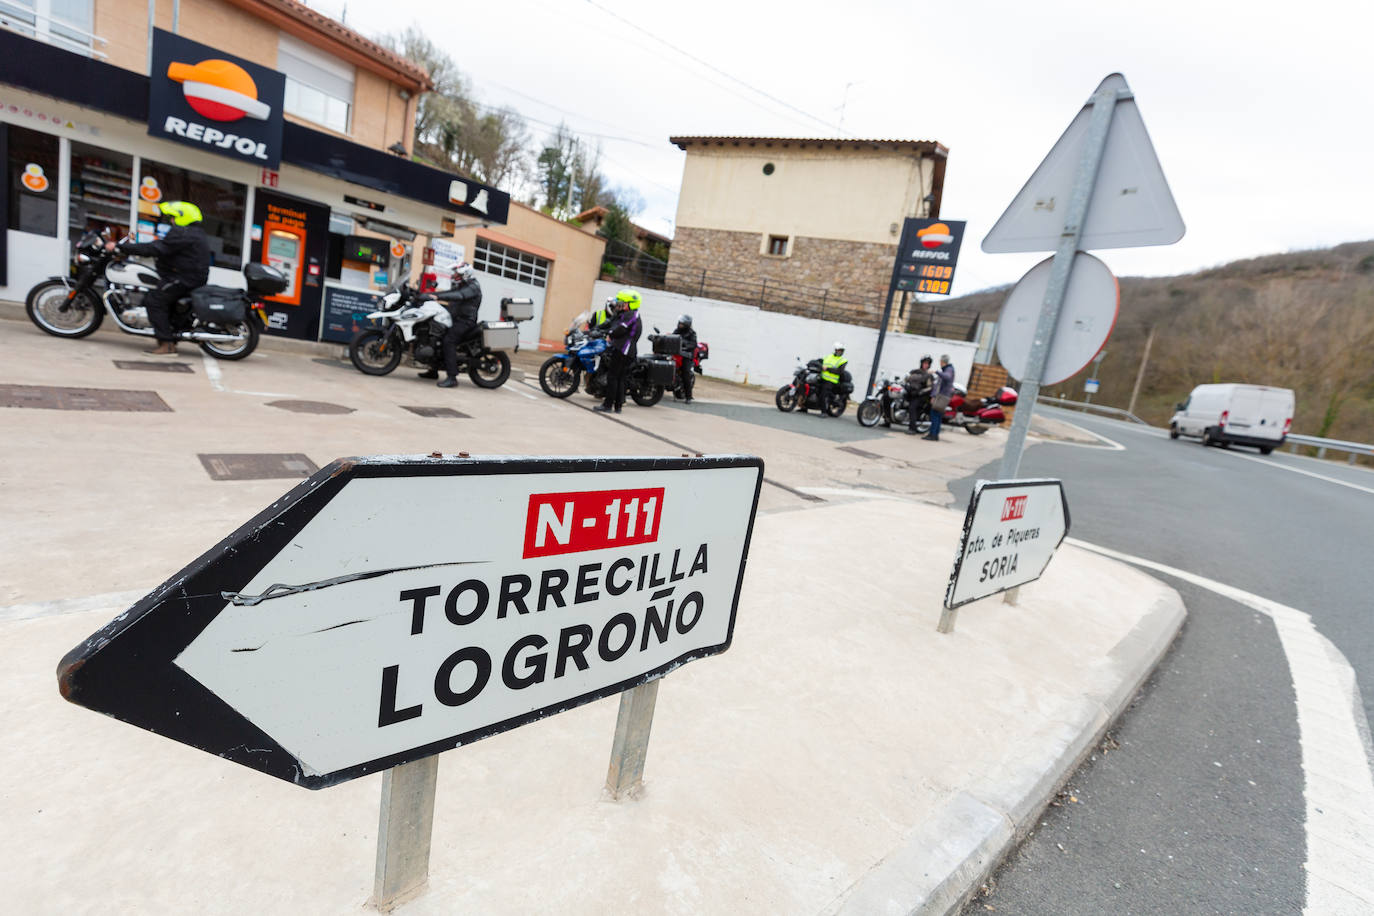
[1069,538,1374,914]
[1031,415,1126,451]
[197,351,304,399]
[1215,447,1374,496]
[502,383,538,400]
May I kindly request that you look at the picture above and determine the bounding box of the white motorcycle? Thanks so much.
[25,230,282,360]
[346,282,524,388]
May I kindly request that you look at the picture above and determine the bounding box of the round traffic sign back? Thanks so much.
[996,252,1119,385]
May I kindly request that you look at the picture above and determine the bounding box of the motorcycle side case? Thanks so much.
[481,320,520,350]
[977,405,1007,422]
[644,357,676,387]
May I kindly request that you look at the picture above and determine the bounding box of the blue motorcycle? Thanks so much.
[538,312,671,406]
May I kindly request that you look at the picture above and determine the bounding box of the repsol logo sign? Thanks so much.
[162,116,269,160]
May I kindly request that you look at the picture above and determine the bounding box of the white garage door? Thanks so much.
[472,236,549,349]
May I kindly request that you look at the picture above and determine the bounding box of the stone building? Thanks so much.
[666,136,947,328]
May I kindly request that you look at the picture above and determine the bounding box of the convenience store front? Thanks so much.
[0,30,508,343]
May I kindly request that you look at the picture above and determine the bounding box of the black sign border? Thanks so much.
[943,478,1071,610]
[58,455,764,789]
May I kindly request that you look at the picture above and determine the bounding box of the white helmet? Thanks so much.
[454,262,476,283]
[833,340,845,352]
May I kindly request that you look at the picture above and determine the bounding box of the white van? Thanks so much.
[1169,384,1294,454]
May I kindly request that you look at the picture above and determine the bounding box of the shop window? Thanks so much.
[279,33,354,134]
[137,160,247,269]
[474,237,549,288]
[0,0,96,56]
[7,125,60,236]
[68,141,132,244]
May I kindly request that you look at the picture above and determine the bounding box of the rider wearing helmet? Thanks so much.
[673,314,698,402]
[594,288,643,413]
[814,340,848,416]
[904,354,935,435]
[422,262,483,388]
[590,297,615,331]
[107,201,210,355]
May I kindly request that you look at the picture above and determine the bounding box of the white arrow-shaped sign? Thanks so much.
[59,455,763,788]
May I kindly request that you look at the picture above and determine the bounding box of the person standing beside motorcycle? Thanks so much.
[905,355,935,435]
[926,354,957,441]
[595,288,642,413]
[105,201,209,356]
[815,341,848,415]
[673,314,698,402]
[423,262,482,389]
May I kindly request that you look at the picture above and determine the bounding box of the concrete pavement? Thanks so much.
[0,314,1184,914]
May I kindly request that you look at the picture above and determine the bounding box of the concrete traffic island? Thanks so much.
[0,494,1182,914]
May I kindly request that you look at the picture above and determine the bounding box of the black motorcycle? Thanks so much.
[347,282,513,387]
[775,358,852,417]
[857,374,931,432]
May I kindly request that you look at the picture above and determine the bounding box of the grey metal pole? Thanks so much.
[147,0,156,73]
[373,756,440,911]
[867,286,898,397]
[605,678,660,799]
[997,80,1125,481]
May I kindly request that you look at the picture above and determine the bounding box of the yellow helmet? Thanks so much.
[615,288,642,310]
[159,201,203,226]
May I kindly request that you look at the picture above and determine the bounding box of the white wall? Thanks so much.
[592,280,979,394]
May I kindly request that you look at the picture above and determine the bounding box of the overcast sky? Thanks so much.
[332,0,1372,297]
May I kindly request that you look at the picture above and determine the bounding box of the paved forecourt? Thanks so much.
[0,315,1183,913]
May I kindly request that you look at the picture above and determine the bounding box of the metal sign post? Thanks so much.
[996,81,1119,482]
[374,756,440,911]
[605,678,661,799]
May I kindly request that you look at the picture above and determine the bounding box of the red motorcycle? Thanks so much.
[672,341,709,400]
[939,384,1018,434]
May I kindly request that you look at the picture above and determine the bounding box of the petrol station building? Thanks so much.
[0,0,603,348]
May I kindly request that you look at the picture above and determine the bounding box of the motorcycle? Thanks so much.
[938,384,1019,435]
[857,374,931,431]
[347,282,514,387]
[538,311,673,406]
[775,357,852,417]
[24,230,276,360]
[646,328,708,402]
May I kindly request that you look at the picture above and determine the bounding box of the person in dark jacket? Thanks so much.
[107,201,210,355]
[595,288,642,413]
[422,262,482,388]
[904,355,935,435]
[673,313,698,402]
[926,354,957,441]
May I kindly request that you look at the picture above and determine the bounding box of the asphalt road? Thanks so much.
[955,407,1374,914]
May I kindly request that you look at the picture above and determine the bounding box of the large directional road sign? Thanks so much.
[58,455,763,789]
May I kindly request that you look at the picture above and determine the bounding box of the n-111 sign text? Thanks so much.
[58,455,763,789]
[945,479,1069,608]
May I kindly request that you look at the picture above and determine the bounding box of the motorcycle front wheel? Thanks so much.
[199,320,259,360]
[468,350,511,388]
[26,282,103,338]
[631,384,664,407]
[538,356,579,398]
[349,328,403,375]
[856,399,882,427]
[775,385,797,412]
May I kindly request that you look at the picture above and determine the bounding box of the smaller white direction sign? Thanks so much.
[945,479,1070,609]
[58,455,763,789]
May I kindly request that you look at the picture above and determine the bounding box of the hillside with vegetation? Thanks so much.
[919,241,1374,446]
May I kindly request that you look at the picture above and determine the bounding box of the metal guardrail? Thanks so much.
[1284,434,1374,464]
[1037,396,1150,425]
[1042,397,1372,465]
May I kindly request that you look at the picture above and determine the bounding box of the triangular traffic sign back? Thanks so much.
[982,73,1185,253]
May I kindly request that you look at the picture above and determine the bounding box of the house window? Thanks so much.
[0,0,95,56]
[474,237,549,288]
[767,235,789,256]
[278,33,354,134]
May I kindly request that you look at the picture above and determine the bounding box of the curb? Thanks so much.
[829,583,1187,916]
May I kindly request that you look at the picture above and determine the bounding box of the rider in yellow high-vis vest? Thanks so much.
[813,341,848,415]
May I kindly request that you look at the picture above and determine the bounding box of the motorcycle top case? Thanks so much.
[651,333,682,356]
[244,262,289,296]
[500,297,535,321]
[644,356,676,387]
[481,320,520,350]
[191,286,247,322]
